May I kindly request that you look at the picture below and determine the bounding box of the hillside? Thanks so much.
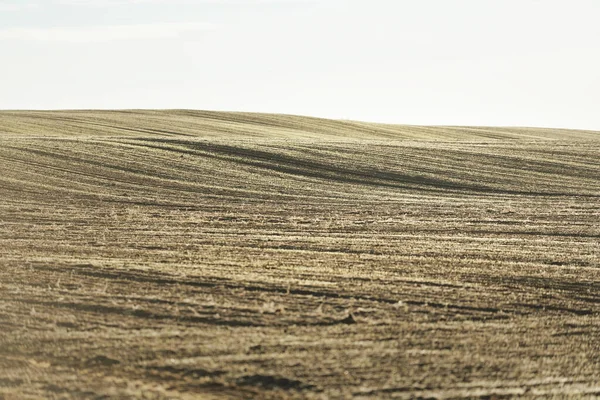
[1,111,599,399]
[2,109,599,140]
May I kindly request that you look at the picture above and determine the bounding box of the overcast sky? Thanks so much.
[1,0,599,129]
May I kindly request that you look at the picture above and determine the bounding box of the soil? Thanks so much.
[1,111,599,399]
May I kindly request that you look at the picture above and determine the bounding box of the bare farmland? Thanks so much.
[1,110,599,399]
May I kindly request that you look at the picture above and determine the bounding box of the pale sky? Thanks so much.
[1,0,599,129]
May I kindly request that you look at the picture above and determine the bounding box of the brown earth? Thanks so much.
[1,110,599,399]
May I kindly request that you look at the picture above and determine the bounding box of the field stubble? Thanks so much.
[1,111,599,399]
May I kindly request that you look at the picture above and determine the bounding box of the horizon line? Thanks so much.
[1,108,599,132]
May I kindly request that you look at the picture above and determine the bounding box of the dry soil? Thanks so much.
[1,110,599,399]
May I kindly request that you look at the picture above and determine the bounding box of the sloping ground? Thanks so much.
[1,109,599,140]
[0,111,599,399]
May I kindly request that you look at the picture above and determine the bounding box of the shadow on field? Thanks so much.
[123,138,599,197]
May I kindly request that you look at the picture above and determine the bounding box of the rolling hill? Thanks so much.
[1,110,599,399]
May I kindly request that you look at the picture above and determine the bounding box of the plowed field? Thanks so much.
[1,111,599,399]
